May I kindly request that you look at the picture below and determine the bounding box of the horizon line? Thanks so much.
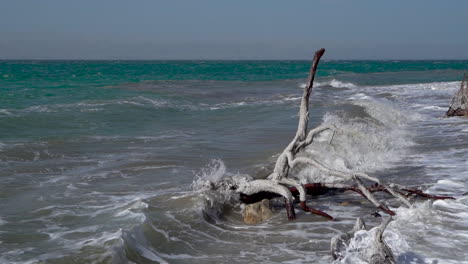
[2,58,468,62]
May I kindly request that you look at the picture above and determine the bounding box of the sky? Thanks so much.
[1,0,468,60]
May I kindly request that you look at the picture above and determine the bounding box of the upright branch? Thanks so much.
[296,48,325,141]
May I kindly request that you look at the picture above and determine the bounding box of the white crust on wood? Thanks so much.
[236,179,293,202]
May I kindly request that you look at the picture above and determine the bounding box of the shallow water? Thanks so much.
[0,60,467,263]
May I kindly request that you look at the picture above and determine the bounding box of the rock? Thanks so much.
[243,199,273,224]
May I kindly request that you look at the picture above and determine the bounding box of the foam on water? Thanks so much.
[209,95,302,110]
[296,95,415,183]
[301,79,357,89]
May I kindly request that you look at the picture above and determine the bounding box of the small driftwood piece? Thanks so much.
[330,218,367,260]
[331,217,396,264]
[446,73,468,116]
[236,48,455,221]
[369,217,396,264]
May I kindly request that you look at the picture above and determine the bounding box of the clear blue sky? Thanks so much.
[1,0,468,60]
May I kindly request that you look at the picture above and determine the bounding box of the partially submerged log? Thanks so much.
[235,48,454,221]
[446,73,468,116]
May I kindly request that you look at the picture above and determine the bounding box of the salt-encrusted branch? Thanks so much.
[236,179,293,201]
[295,48,326,141]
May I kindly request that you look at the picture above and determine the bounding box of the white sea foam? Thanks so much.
[114,198,148,222]
[389,199,468,262]
[209,95,301,111]
[297,96,414,183]
[25,105,54,113]
[13,96,175,116]
[329,79,357,88]
[0,109,13,116]
[421,105,446,110]
[0,217,8,225]
[370,81,458,93]
[300,79,357,89]
[191,159,253,219]
[434,179,464,188]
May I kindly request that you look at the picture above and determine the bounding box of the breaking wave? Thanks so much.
[300,79,357,89]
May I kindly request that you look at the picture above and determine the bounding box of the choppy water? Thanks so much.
[0,60,467,263]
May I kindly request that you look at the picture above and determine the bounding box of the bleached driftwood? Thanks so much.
[369,217,396,264]
[330,218,367,260]
[331,217,396,263]
[239,183,454,207]
[446,73,468,116]
[236,48,453,220]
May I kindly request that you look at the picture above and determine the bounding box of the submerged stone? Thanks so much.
[243,199,273,224]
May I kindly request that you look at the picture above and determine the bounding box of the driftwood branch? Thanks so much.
[331,217,396,263]
[331,218,366,260]
[239,183,454,205]
[235,48,455,221]
[446,73,468,116]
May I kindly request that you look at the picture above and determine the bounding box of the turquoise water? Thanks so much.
[2,60,466,109]
[0,60,467,263]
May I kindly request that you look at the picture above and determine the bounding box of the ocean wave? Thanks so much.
[301,79,458,93]
[0,217,8,225]
[192,159,253,219]
[209,95,301,110]
[391,199,468,262]
[360,81,459,98]
[300,79,357,89]
[296,97,414,183]
[84,132,191,142]
[1,93,303,117]
[0,109,13,116]
[0,96,175,116]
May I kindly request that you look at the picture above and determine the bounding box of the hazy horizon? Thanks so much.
[2,0,468,60]
[2,58,468,62]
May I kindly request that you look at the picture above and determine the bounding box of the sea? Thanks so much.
[0,59,467,264]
